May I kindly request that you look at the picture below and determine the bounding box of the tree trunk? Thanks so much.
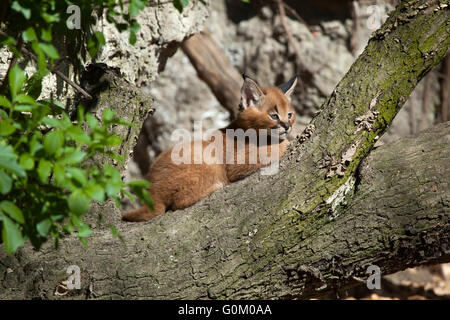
[74,64,154,228]
[0,0,449,300]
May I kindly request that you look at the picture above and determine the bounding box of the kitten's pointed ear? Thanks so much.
[240,74,265,110]
[278,75,298,98]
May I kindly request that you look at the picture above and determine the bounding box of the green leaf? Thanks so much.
[14,93,37,105]
[30,133,43,155]
[41,116,62,128]
[41,12,60,23]
[1,35,20,57]
[0,109,8,119]
[59,113,72,129]
[53,162,65,186]
[0,201,24,224]
[86,114,98,129]
[43,130,64,155]
[77,224,92,238]
[109,224,124,243]
[0,145,25,177]
[63,219,74,234]
[122,188,135,203]
[0,95,12,109]
[106,135,121,146]
[40,98,65,112]
[106,9,120,24]
[110,118,134,127]
[129,0,145,17]
[41,28,52,42]
[173,0,189,13]
[0,119,16,136]
[67,167,87,186]
[31,42,47,71]
[105,182,122,197]
[1,215,26,254]
[22,27,37,42]
[51,215,64,222]
[36,219,52,237]
[37,159,51,183]
[88,32,106,58]
[128,20,140,45]
[0,169,12,194]
[38,43,59,59]
[60,149,86,165]
[77,105,85,123]
[14,104,36,112]
[104,164,121,181]
[109,224,119,237]
[68,189,90,215]
[11,1,31,19]
[129,30,137,46]
[115,23,128,33]
[73,215,92,237]
[79,237,88,247]
[85,184,105,202]
[8,64,26,98]
[95,31,106,46]
[19,153,34,170]
[25,70,49,99]
[102,108,115,123]
[130,184,154,211]
[128,179,150,188]
[66,126,90,143]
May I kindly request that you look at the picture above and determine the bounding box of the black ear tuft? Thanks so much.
[278,75,299,95]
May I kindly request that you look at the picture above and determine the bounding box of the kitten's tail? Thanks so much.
[122,204,165,222]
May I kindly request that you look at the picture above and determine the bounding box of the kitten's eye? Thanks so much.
[270,114,279,121]
[288,112,293,119]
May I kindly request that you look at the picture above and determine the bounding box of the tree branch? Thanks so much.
[1,121,449,299]
[181,30,242,120]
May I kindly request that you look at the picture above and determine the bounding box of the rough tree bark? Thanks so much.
[75,64,154,228]
[0,0,449,299]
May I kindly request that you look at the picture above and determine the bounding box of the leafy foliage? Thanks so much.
[0,0,189,253]
[173,0,190,13]
[0,70,153,251]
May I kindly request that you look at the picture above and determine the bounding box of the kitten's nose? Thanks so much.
[280,122,290,131]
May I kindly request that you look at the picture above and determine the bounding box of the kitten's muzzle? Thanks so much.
[278,122,291,139]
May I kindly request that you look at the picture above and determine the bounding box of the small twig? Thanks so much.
[53,66,93,100]
[23,48,93,100]
[0,30,92,100]
[274,0,330,96]
[350,1,360,56]
[124,0,171,6]
[280,1,312,34]
[51,56,69,72]
[275,0,304,71]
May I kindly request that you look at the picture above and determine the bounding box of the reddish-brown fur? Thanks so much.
[122,77,297,222]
